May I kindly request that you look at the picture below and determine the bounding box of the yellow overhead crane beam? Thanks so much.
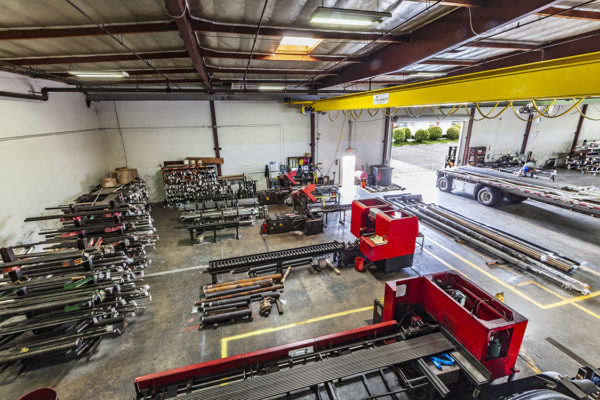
[295,52,600,112]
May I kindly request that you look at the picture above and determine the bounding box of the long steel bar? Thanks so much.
[176,333,453,400]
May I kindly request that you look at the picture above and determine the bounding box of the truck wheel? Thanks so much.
[505,194,526,204]
[437,176,453,192]
[477,186,503,206]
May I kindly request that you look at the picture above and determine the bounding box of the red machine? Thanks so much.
[380,271,528,380]
[350,198,419,271]
[132,273,538,400]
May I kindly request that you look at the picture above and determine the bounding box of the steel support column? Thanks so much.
[382,111,392,165]
[209,100,222,176]
[461,108,476,165]
[571,104,588,153]
[310,113,316,164]
[521,117,534,154]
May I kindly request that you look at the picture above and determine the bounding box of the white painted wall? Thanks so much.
[0,71,107,247]
[96,101,389,201]
[315,112,386,184]
[459,105,600,165]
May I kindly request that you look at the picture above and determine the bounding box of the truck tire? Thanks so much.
[477,186,503,206]
[505,193,526,203]
[437,176,453,192]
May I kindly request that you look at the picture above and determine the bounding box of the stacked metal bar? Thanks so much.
[195,274,284,328]
[180,198,264,224]
[386,194,591,295]
[161,164,234,207]
[0,179,156,365]
[566,140,600,175]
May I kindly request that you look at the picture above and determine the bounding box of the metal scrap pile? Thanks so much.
[0,179,156,366]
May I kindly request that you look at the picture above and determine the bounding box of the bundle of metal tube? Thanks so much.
[0,179,157,365]
[23,178,157,256]
[197,274,283,327]
[386,195,591,295]
[0,246,151,364]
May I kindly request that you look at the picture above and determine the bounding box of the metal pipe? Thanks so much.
[0,90,48,101]
[203,279,274,294]
[201,309,251,325]
[196,291,279,307]
[203,283,266,299]
[197,285,283,303]
[203,273,281,290]
[201,301,249,312]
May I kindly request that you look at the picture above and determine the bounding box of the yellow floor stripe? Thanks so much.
[428,237,600,320]
[427,238,546,308]
[423,249,467,277]
[221,305,372,358]
[580,265,600,277]
[544,291,600,309]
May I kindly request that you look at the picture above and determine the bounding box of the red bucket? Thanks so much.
[18,388,58,400]
[354,257,365,272]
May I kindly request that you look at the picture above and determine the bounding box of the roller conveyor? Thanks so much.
[177,332,454,400]
[207,241,345,282]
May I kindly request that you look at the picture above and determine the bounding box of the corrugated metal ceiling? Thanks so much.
[0,0,598,89]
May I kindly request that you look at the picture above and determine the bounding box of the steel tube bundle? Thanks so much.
[386,195,590,295]
[0,179,156,365]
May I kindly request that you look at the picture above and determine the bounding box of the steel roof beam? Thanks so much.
[191,20,407,43]
[465,41,538,50]
[166,0,211,88]
[536,7,600,20]
[3,51,188,66]
[206,66,338,76]
[201,49,362,63]
[316,0,563,88]
[446,29,600,76]
[422,59,477,66]
[0,22,177,40]
[408,0,484,6]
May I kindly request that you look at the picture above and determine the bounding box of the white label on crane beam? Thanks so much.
[373,93,389,105]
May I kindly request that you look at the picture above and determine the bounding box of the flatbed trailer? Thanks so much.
[437,166,600,218]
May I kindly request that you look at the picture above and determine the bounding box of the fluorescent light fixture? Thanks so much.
[409,72,446,77]
[68,71,129,79]
[258,84,286,91]
[310,7,391,26]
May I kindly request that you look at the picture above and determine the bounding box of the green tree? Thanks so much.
[403,127,412,140]
[446,126,460,140]
[414,129,430,141]
[392,128,406,144]
[428,126,443,140]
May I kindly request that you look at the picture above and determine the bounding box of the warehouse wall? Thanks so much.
[461,104,600,165]
[96,101,388,201]
[315,112,386,182]
[0,72,108,246]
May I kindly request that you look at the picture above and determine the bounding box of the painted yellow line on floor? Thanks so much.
[544,291,600,308]
[427,238,546,308]
[220,305,373,358]
[580,265,600,277]
[423,249,466,277]
[428,237,600,320]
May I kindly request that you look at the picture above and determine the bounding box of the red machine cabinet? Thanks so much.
[382,272,528,380]
[351,198,419,271]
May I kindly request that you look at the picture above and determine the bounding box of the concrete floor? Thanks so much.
[3,149,600,400]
